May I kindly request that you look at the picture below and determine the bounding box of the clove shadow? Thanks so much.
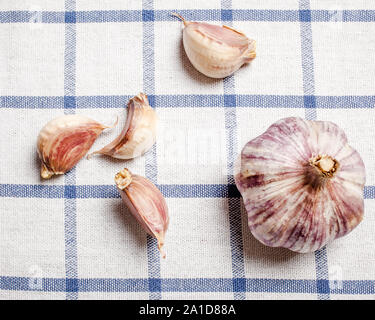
[87,152,150,176]
[237,58,254,73]
[34,151,43,181]
[112,200,148,250]
[87,153,137,165]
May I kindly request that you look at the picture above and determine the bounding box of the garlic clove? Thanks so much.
[115,168,169,258]
[173,13,256,78]
[37,114,114,179]
[235,117,366,253]
[90,93,157,160]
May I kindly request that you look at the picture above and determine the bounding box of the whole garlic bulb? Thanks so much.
[173,13,256,78]
[235,117,366,253]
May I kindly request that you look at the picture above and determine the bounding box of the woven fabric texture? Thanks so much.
[0,0,375,300]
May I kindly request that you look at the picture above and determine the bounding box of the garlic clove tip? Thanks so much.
[156,234,166,259]
[171,12,190,26]
[244,40,257,61]
[41,164,54,179]
[86,116,119,160]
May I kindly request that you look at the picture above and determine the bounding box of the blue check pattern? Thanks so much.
[0,0,375,300]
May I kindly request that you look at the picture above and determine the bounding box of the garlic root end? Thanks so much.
[41,163,54,179]
[244,40,257,61]
[156,235,166,259]
[310,154,339,178]
[114,168,133,190]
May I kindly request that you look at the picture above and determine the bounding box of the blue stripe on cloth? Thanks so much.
[314,248,330,298]
[311,10,375,22]
[0,184,64,198]
[63,0,78,301]
[1,10,375,23]
[221,0,245,300]
[142,0,161,300]
[1,276,374,294]
[299,0,329,300]
[299,1,316,121]
[76,10,141,23]
[245,279,317,293]
[233,9,299,22]
[0,184,238,199]
[364,186,375,199]
[2,95,375,109]
[78,278,149,292]
[0,276,66,292]
[65,11,76,23]
[0,11,65,23]
[1,184,373,199]
[0,96,64,109]
[330,280,375,295]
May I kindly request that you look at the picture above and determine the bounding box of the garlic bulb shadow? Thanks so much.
[239,200,301,261]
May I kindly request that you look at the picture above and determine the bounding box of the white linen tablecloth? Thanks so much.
[0,0,374,300]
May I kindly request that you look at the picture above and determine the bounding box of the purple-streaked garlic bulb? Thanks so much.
[235,117,366,253]
[173,13,256,78]
[115,168,169,258]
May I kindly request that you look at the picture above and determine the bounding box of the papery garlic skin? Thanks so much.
[37,115,110,179]
[91,93,157,159]
[115,168,169,258]
[174,13,256,78]
[235,117,366,253]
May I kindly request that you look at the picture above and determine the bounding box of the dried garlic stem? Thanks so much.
[310,155,339,178]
